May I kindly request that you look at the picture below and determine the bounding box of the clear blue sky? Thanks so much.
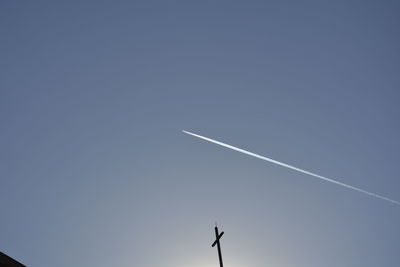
[1,1,400,266]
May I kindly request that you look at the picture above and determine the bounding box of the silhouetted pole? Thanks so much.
[211,225,224,267]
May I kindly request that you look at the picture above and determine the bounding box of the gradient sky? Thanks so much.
[1,1,400,267]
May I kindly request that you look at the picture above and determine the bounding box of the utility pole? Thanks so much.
[211,225,224,267]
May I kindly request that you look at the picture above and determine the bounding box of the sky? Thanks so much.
[1,1,400,266]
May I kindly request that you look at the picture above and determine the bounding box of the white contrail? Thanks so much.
[183,130,400,206]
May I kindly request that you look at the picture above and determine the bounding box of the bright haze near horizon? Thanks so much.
[1,1,400,266]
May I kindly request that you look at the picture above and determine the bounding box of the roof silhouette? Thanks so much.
[0,252,26,267]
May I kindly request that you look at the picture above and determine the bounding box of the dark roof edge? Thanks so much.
[0,251,26,267]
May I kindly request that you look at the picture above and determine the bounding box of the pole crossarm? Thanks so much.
[212,232,224,247]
